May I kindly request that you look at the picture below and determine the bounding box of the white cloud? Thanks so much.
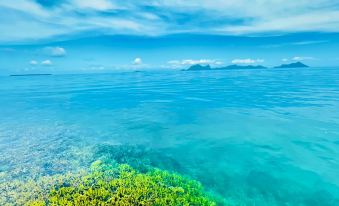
[282,58,289,62]
[231,58,264,64]
[44,47,67,57]
[30,60,38,65]
[41,60,52,66]
[292,56,314,61]
[168,59,223,66]
[133,57,142,65]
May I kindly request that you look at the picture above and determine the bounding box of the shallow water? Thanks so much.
[1,68,339,205]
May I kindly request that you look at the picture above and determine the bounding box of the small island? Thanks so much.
[274,62,309,68]
[186,64,212,71]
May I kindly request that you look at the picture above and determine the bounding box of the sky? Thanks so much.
[0,0,339,74]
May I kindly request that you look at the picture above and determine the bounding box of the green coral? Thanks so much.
[3,161,216,206]
[45,161,215,205]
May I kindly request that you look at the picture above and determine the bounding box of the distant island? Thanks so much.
[185,62,309,71]
[186,64,212,71]
[186,64,266,71]
[10,74,52,77]
[274,62,309,68]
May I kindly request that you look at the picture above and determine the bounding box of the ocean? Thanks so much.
[0,67,339,205]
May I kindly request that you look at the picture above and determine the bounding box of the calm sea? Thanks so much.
[1,67,339,205]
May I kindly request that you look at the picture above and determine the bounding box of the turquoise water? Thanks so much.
[1,67,339,205]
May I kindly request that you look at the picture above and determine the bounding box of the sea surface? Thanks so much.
[1,67,339,205]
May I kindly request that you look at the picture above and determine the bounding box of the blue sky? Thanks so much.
[1,0,339,74]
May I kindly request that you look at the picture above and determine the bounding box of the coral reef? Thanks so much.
[2,143,338,206]
[1,160,216,206]
[92,144,185,173]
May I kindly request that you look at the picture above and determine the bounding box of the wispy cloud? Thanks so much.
[261,40,329,48]
[85,64,106,71]
[167,59,223,68]
[44,47,67,57]
[292,56,314,61]
[231,58,264,64]
[1,0,339,42]
[30,60,38,65]
[291,40,329,45]
[29,59,53,66]
[41,59,53,66]
[71,0,118,11]
[282,56,315,62]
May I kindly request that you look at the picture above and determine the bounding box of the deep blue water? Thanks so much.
[1,67,339,205]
